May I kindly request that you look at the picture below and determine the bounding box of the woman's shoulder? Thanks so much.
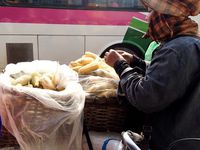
[168,35,200,45]
[163,35,200,50]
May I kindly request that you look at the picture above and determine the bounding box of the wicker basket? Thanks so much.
[84,95,145,132]
[0,95,145,148]
[0,127,19,149]
[0,87,83,149]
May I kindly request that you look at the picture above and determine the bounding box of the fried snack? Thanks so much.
[70,65,82,72]
[52,72,65,91]
[91,69,115,79]
[69,51,119,79]
[69,61,80,68]
[84,51,97,59]
[39,74,56,90]
[11,74,32,86]
[78,60,99,75]
[77,57,94,65]
[31,72,42,87]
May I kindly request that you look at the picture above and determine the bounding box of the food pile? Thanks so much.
[0,60,85,150]
[10,71,65,91]
[69,52,119,98]
[6,52,120,97]
[69,51,119,79]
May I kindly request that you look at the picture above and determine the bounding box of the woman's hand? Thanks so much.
[104,49,125,67]
[116,50,134,65]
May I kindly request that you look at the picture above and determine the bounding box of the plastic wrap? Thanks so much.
[79,75,118,98]
[0,60,85,150]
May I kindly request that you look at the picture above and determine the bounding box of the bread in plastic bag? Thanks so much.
[0,60,85,150]
[79,75,119,98]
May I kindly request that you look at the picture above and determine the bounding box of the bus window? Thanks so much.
[2,0,145,10]
[87,0,107,7]
[68,0,82,6]
[119,0,144,9]
[108,0,119,8]
[2,0,83,7]
[87,0,144,10]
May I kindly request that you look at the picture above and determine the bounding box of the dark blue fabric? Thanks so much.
[114,35,200,150]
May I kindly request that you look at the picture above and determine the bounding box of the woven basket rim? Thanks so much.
[85,95,119,104]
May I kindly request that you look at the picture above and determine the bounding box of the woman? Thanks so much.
[104,0,200,150]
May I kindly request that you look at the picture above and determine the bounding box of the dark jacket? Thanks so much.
[114,35,200,150]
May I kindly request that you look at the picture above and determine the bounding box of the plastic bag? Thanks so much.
[79,75,119,98]
[0,60,85,150]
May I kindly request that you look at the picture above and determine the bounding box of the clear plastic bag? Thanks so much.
[79,75,119,98]
[0,60,85,150]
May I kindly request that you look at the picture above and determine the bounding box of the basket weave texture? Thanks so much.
[0,88,83,149]
[0,95,144,148]
[0,90,19,148]
[0,127,19,148]
[84,95,144,132]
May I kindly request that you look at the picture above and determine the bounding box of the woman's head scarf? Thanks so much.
[141,0,200,42]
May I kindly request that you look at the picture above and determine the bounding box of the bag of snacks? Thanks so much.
[0,60,85,150]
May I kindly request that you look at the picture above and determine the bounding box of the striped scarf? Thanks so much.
[141,0,200,42]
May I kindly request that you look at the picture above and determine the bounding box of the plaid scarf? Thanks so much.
[141,0,200,42]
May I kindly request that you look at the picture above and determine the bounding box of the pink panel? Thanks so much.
[0,7,147,25]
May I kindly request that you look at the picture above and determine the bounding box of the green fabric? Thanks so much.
[145,41,160,61]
